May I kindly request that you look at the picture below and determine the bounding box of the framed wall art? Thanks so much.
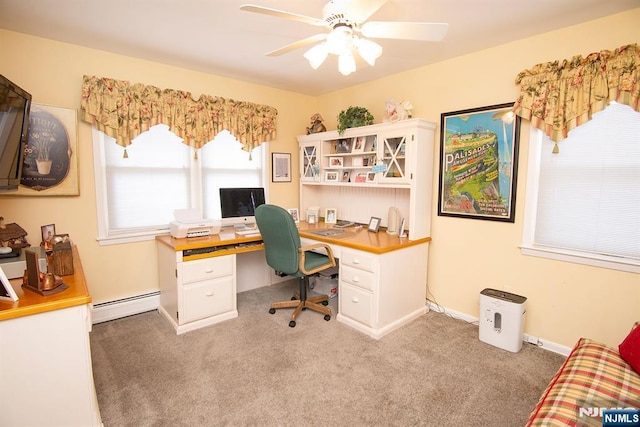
[272,152,291,182]
[438,103,521,222]
[13,104,79,196]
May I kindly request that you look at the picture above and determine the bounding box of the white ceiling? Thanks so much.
[0,0,637,96]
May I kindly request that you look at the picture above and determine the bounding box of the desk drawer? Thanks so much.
[181,255,234,284]
[181,277,234,324]
[340,265,375,291]
[340,283,374,327]
[340,249,375,273]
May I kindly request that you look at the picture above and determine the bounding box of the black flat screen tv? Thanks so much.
[0,74,31,191]
[219,187,266,227]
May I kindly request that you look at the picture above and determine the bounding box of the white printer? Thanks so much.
[169,209,221,238]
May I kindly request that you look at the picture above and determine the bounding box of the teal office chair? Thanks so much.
[255,204,336,327]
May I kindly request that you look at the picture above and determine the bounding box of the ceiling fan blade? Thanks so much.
[240,4,325,27]
[265,34,327,57]
[361,21,449,41]
[345,0,388,24]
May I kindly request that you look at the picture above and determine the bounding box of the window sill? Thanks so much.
[96,230,166,246]
[520,245,640,274]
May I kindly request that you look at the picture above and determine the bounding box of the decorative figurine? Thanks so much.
[306,113,326,134]
[0,216,30,253]
[384,99,414,122]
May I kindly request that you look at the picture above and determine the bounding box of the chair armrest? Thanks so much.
[298,243,336,275]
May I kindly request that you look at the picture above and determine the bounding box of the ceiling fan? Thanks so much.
[240,0,448,75]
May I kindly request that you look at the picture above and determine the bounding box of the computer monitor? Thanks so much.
[219,187,265,228]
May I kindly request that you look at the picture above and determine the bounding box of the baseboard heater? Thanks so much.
[92,291,160,324]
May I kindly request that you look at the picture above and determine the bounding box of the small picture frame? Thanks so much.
[325,208,337,224]
[355,172,367,183]
[329,156,344,167]
[336,138,353,153]
[325,171,339,182]
[41,224,56,249]
[368,217,381,232]
[352,136,365,153]
[366,172,376,183]
[341,170,351,182]
[272,152,291,182]
[307,214,317,224]
[0,266,19,302]
[352,156,363,167]
[287,208,300,223]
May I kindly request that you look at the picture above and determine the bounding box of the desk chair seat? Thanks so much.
[255,204,336,328]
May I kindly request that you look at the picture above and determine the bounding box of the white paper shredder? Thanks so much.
[479,288,527,353]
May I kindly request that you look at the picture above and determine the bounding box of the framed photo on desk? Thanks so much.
[0,266,19,301]
[368,217,381,232]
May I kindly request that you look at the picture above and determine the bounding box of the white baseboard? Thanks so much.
[92,292,160,324]
[426,301,571,357]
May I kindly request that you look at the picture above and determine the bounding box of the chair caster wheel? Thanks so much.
[321,300,329,306]
[324,315,331,321]
[289,320,296,328]
[291,296,296,301]
[269,308,276,314]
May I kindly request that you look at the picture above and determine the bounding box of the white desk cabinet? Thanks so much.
[337,244,429,339]
[157,242,238,335]
[0,246,101,427]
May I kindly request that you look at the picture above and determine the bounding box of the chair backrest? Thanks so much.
[255,204,302,277]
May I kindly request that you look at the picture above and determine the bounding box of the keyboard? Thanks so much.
[235,229,260,235]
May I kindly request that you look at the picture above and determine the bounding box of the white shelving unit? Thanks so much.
[297,118,436,240]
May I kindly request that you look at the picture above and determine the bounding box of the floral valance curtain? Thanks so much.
[513,43,639,151]
[80,75,278,153]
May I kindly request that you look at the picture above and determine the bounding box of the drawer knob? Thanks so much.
[353,276,360,283]
[352,259,360,265]
[205,291,214,297]
[205,268,214,273]
[351,297,359,303]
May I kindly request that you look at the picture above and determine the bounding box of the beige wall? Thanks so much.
[317,9,640,349]
[0,30,316,305]
[1,9,638,349]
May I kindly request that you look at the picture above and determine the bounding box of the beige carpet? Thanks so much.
[90,280,565,426]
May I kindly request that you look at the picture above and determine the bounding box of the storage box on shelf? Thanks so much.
[297,118,435,240]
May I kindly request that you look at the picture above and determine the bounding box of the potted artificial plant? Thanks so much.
[337,106,374,135]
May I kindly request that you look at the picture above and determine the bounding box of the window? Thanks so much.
[521,102,640,273]
[92,125,266,245]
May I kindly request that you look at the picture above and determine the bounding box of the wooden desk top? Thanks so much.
[0,246,92,322]
[156,229,263,251]
[157,223,430,256]
[297,221,431,254]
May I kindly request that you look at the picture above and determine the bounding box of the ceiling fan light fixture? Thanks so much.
[354,37,382,66]
[338,50,356,76]
[304,43,329,69]
[325,25,353,55]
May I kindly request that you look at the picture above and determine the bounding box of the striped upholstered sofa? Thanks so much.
[526,330,640,426]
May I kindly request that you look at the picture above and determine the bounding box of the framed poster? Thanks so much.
[272,152,291,182]
[14,104,79,196]
[438,103,520,222]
